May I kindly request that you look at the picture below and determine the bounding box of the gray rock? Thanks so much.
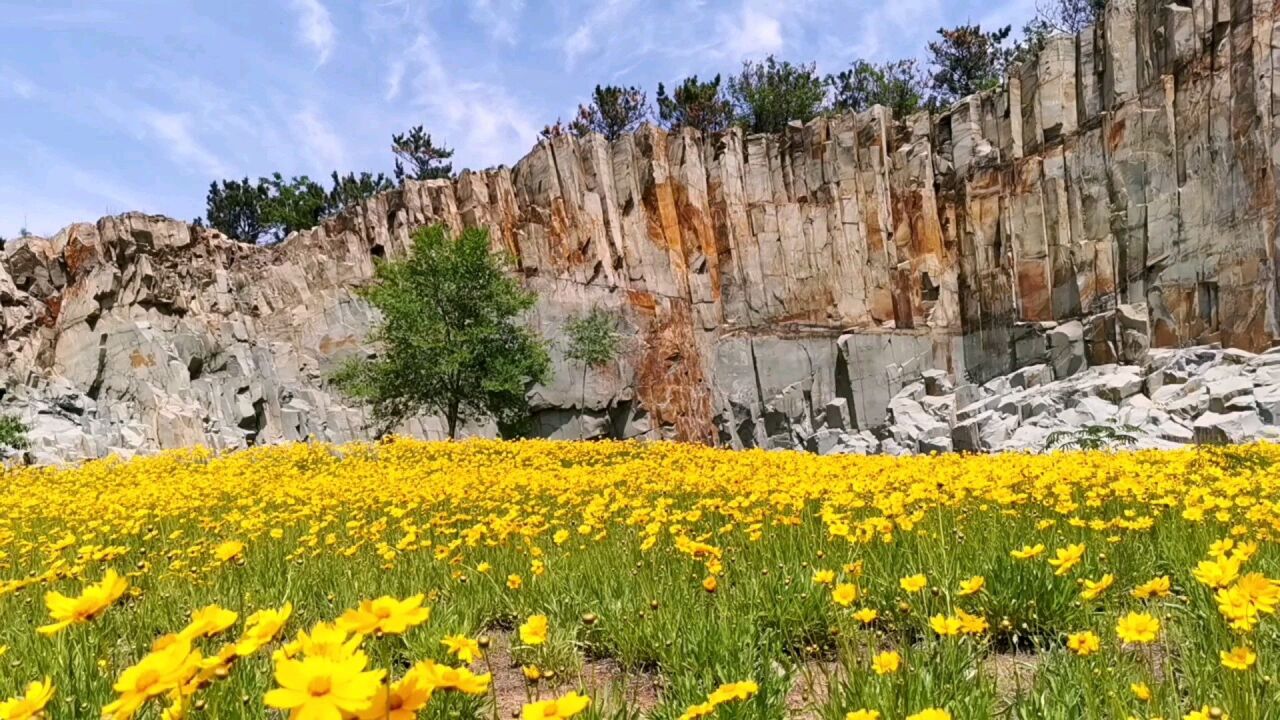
[1194,411,1265,445]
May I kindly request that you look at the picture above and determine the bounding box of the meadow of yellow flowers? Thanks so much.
[0,438,1278,719]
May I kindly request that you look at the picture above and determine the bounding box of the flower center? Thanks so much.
[307,676,332,696]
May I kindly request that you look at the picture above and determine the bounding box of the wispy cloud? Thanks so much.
[468,0,526,44]
[138,111,231,179]
[286,0,337,66]
[561,0,638,69]
[0,67,36,99]
[714,4,784,61]
[293,108,348,173]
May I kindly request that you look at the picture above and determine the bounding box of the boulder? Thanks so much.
[1194,411,1264,445]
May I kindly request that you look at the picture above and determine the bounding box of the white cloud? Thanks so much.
[468,0,525,44]
[385,59,405,102]
[138,111,231,179]
[561,0,637,68]
[293,108,348,173]
[286,0,337,66]
[0,67,36,99]
[716,5,784,61]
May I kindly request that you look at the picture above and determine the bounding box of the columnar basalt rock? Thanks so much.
[3,0,1280,462]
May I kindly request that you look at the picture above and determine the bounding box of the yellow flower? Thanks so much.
[930,614,962,637]
[213,540,245,563]
[956,608,988,634]
[522,665,541,681]
[476,562,492,574]
[507,574,523,590]
[846,711,881,720]
[442,634,482,664]
[1132,576,1171,599]
[678,702,716,720]
[179,604,238,640]
[1130,682,1151,701]
[0,677,54,720]
[1080,574,1115,601]
[1184,706,1228,720]
[853,608,878,624]
[832,583,858,607]
[234,603,292,657]
[906,709,951,720]
[1066,630,1100,656]
[553,529,571,545]
[522,691,591,719]
[418,660,491,695]
[284,622,364,662]
[104,636,203,720]
[957,576,985,596]
[1048,544,1085,576]
[871,651,901,675]
[1116,612,1160,645]
[812,569,835,586]
[1011,544,1045,560]
[1193,556,1241,589]
[264,653,385,719]
[519,614,549,646]
[707,680,758,705]
[1220,646,1256,671]
[37,568,128,635]
[338,595,430,635]
[900,574,927,593]
[356,663,434,720]
[702,576,718,593]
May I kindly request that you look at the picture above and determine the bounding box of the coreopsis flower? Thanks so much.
[900,574,927,593]
[519,614,549,646]
[708,681,757,705]
[906,709,951,720]
[853,608,878,624]
[1193,556,1241,589]
[1221,646,1257,671]
[1130,682,1151,701]
[0,677,54,720]
[441,634,482,664]
[832,583,858,607]
[1132,576,1171,599]
[1011,544,1045,560]
[38,568,128,635]
[213,540,245,563]
[678,702,715,720]
[872,650,901,675]
[1066,630,1100,656]
[521,691,591,719]
[812,569,835,586]
[179,604,238,640]
[338,595,430,636]
[956,609,988,634]
[508,574,523,590]
[1080,574,1115,601]
[264,653,385,719]
[957,576,985,596]
[104,636,203,720]
[1116,612,1160,645]
[1232,573,1280,613]
[417,660,491,695]
[476,562,492,574]
[930,614,963,637]
[1048,544,1085,576]
[357,663,433,720]
[281,622,364,662]
[1184,706,1229,720]
[234,603,292,657]
[702,576,718,593]
[846,711,881,720]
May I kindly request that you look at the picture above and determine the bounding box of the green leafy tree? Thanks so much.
[656,74,734,135]
[334,225,550,439]
[1045,423,1140,451]
[0,416,28,451]
[728,55,828,134]
[827,59,926,119]
[391,126,454,183]
[260,173,327,242]
[205,178,269,243]
[571,85,650,141]
[564,308,623,438]
[326,171,394,216]
[926,24,1015,106]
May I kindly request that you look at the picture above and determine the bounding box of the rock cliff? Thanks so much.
[3,0,1280,462]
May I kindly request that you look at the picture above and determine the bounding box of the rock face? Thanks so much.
[4,0,1280,462]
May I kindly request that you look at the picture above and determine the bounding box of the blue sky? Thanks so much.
[1,0,1037,238]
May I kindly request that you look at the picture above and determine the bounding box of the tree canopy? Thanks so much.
[333,225,550,438]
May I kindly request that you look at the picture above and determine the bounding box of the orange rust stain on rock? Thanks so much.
[318,335,359,356]
[632,303,715,445]
[626,290,658,316]
[130,350,156,369]
[1106,117,1127,154]
[38,295,63,329]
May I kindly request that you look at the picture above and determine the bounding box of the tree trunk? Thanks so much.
[446,399,460,440]
[579,363,588,440]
